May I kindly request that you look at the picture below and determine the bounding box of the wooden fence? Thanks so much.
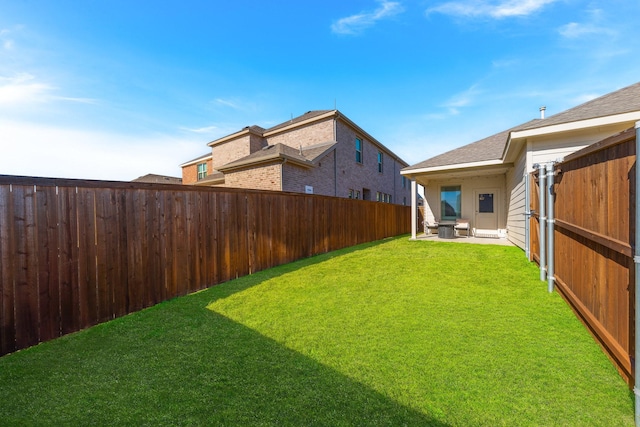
[0,175,410,356]
[529,127,635,385]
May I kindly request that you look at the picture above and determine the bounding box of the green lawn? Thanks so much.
[0,237,633,426]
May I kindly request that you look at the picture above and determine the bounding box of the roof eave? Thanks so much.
[208,127,264,147]
[217,154,314,172]
[510,111,640,139]
[401,159,504,176]
[179,154,212,168]
[263,111,337,137]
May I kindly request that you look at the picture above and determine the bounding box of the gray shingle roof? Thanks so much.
[218,141,337,172]
[520,81,640,130]
[405,120,539,170]
[132,174,183,184]
[264,110,333,133]
[404,81,640,171]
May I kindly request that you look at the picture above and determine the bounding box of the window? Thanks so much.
[376,191,381,202]
[197,162,207,180]
[355,137,363,163]
[403,196,407,206]
[349,189,354,199]
[441,185,461,220]
[402,176,406,188]
[355,190,361,200]
[377,151,383,173]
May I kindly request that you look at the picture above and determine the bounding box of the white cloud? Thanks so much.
[441,84,483,115]
[331,0,404,35]
[558,9,617,40]
[0,73,98,107]
[0,120,205,181]
[0,28,14,50]
[0,73,53,104]
[214,98,240,109]
[427,0,557,19]
[181,125,219,134]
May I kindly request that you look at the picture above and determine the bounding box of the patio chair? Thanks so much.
[454,219,471,238]
[424,220,439,235]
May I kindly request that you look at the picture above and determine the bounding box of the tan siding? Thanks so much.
[506,146,526,249]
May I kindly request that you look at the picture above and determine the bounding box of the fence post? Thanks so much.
[546,162,555,293]
[536,163,547,281]
[634,121,640,427]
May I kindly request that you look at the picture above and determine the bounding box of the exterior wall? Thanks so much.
[223,162,282,191]
[182,158,213,185]
[334,120,410,204]
[505,145,527,249]
[182,114,410,204]
[267,118,334,148]
[423,174,507,233]
[282,151,336,196]
[528,123,632,167]
[211,135,254,169]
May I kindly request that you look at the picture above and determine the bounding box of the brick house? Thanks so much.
[181,110,411,205]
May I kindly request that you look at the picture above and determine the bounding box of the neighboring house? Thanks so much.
[401,81,640,249]
[132,173,183,185]
[181,110,411,205]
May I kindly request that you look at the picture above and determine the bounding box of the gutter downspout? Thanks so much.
[547,162,555,293]
[634,120,640,427]
[537,163,547,281]
[411,179,417,239]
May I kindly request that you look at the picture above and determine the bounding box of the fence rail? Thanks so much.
[0,176,410,356]
[529,127,635,385]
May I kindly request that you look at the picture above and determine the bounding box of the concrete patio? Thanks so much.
[412,233,515,246]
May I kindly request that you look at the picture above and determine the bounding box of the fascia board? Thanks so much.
[401,159,504,176]
[262,111,337,137]
[510,111,640,139]
[218,154,314,172]
[207,127,259,147]
[179,154,212,168]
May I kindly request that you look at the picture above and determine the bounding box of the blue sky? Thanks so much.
[1,0,639,181]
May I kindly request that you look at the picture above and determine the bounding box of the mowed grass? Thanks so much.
[0,237,633,426]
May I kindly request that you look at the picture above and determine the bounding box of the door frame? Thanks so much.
[473,188,499,233]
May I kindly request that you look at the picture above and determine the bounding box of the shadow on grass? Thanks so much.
[1,237,449,425]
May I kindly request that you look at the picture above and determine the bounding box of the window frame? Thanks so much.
[197,162,208,180]
[377,151,383,173]
[440,185,462,221]
[355,137,363,164]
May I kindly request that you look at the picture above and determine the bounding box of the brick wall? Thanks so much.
[282,151,336,196]
[267,118,334,148]
[182,158,213,185]
[211,135,255,169]
[334,120,410,204]
[224,162,282,191]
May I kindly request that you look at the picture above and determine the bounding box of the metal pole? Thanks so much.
[634,120,640,427]
[538,163,547,281]
[547,162,555,293]
[411,179,417,240]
